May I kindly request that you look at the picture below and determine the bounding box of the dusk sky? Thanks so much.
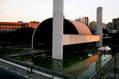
[0,0,119,23]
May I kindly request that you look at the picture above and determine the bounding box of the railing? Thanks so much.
[1,55,113,79]
[2,56,78,79]
[89,57,113,79]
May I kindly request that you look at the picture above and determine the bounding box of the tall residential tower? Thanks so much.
[96,7,103,47]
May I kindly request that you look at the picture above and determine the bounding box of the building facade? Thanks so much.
[107,22,113,30]
[106,18,119,33]
[28,21,40,28]
[84,17,89,26]
[75,17,89,26]
[112,18,119,30]
[0,21,40,31]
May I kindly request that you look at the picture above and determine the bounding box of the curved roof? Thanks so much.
[69,20,91,35]
[32,18,92,49]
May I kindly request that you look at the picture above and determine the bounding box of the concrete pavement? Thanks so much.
[0,59,51,79]
[0,58,62,79]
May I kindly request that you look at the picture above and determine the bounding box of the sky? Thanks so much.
[0,0,119,23]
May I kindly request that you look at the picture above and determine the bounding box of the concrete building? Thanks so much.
[112,18,119,30]
[96,7,103,47]
[32,18,93,48]
[75,17,89,26]
[28,21,40,28]
[107,22,113,30]
[103,23,107,29]
[0,21,23,31]
[90,21,106,34]
[0,21,40,31]
[75,17,86,24]
[32,1,101,60]
[32,17,100,60]
[84,17,90,26]
[106,18,119,33]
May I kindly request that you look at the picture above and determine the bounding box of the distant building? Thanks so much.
[112,18,119,30]
[75,17,89,26]
[0,21,40,31]
[89,21,96,31]
[84,17,89,26]
[107,22,113,30]
[103,23,107,29]
[89,21,107,33]
[28,21,40,28]
[106,18,119,33]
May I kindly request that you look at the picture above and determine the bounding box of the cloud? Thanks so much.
[0,0,7,3]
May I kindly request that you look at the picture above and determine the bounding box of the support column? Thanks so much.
[52,0,64,60]
[96,7,103,47]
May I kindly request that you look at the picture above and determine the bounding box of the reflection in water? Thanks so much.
[96,53,102,72]
[52,52,111,79]
[13,50,112,79]
[64,54,98,74]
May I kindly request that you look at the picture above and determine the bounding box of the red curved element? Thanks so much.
[69,20,92,35]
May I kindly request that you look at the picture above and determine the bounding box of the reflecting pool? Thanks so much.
[13,49,112,79]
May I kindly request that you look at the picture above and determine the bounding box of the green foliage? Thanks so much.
[0,49,23,56]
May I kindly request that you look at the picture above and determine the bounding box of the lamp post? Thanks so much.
[52,69,54,79]
[31,53,35,72]
[114,52,116,79]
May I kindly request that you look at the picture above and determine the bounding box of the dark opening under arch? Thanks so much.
[32,18,79,49]
[32,18,91,49]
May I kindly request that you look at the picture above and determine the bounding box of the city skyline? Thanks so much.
[0,0,119,23]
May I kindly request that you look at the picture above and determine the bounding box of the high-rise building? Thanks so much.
[96,7,103,47]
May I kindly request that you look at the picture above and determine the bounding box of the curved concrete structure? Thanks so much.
[32,18,92,49]
[32,0,101,60]
[69,20,91,35]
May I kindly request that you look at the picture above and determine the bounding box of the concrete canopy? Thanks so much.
[32,18,92,49]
